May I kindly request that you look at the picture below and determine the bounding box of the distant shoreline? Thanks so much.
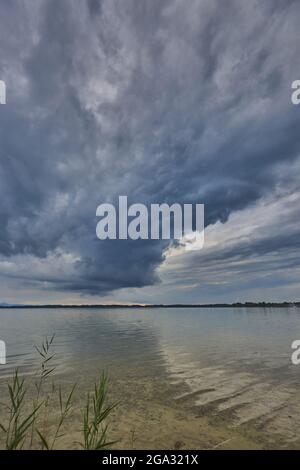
[1,302,300,309]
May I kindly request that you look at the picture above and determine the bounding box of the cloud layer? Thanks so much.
[0,0,300,301]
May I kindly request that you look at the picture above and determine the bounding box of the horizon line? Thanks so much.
[1,301,300,309]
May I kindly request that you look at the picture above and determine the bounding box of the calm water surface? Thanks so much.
[1,307,300,449]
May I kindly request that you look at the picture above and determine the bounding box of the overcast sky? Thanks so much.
[0,0,300,304]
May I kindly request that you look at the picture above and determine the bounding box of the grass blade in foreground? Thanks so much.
[80,372,117,450]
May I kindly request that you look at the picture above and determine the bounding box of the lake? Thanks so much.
[1,306,300,449]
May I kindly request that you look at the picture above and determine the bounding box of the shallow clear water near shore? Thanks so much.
[1,306,300,449]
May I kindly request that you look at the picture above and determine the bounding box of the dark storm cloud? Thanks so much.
[0,0,300,296]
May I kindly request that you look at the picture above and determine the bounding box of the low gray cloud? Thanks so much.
[0,0,300,300]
